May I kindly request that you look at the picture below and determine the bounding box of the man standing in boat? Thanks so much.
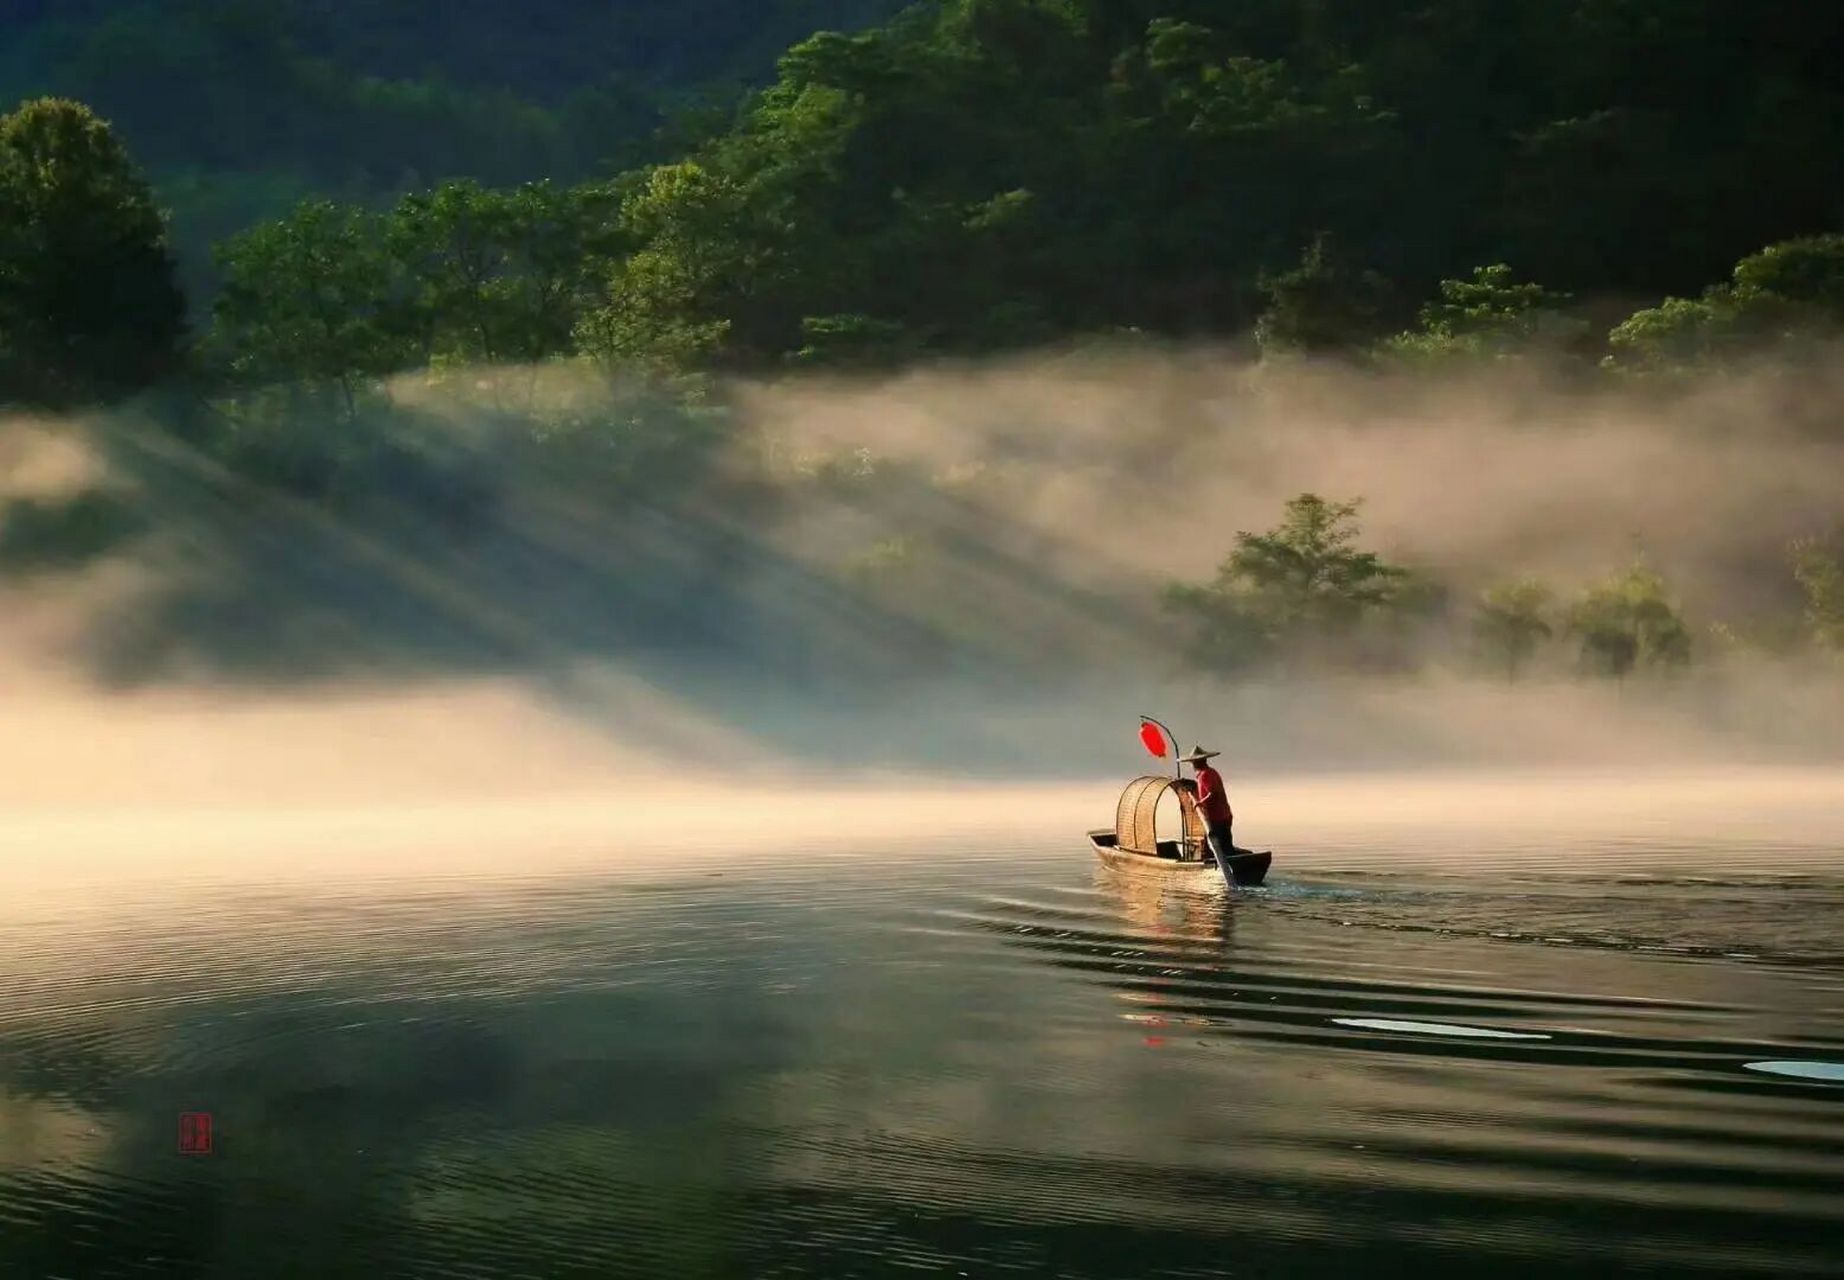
[1176,746,1238,868]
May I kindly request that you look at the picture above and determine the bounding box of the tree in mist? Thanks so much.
[1605,234,1844,373]
[1789,539,1844,653]
[0,98,185,406]
[1471,578,1554,679]
[1565,563,1691,678]
[1380,265,1585,364]
[202,198,444,502]
[1253,235,1393,357]
[1603,293,1755,373]
[207,200,419,421]
[1165,493,1421,671]
[513,369,733,496]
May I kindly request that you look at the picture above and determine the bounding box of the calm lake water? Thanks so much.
[3,771,1842,1278]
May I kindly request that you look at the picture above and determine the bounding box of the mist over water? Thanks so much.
[740,350,1844,603]
[3,346,1844,794]
[3,350,1843,1277]
[3,774,1842,1278]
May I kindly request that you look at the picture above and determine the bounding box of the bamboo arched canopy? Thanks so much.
[1114,775,1207,859]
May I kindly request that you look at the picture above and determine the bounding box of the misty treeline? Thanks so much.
[1162,493,1843,682]
[3,1,1844,685]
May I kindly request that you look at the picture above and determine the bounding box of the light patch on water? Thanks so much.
[1743,1060,1844,1083]
[0,1096,114,1170]
[1332,1017,1551,1040]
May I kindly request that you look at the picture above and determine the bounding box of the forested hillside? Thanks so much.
[0,0,907,291]
[6,0,1841,383]
[8,0,1841,325]
[572,0,1842,358]
[4,1,1844,689]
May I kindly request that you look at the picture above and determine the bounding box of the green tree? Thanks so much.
[386,179,622,372]
[1164,493,1419,670]
[1730,233,1844,317]
[1381,265,1584,363]
[0,98,185,405]
[1254,234,1392,356]
[1565,563,1691,678]
[1605,234,1844,372]
[1603,292,1757,372]
[1103,21,1400,333]
[574,162,761,369]
[1471,578,1554,679]
[789,314,919,367]
[207,199,417,421]
[13,0,1844,362]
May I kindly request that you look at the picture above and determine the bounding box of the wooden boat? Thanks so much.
[1089,774,1273,887]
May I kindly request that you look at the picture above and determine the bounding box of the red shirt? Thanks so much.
[1193,765,1232,823]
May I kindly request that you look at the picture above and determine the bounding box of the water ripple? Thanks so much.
[2,814,1842,1276]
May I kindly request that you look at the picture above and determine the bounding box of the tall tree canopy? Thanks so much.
[0,98,184,405]
[565,0,1844,369]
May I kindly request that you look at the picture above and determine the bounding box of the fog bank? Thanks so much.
[4,347,1844,807]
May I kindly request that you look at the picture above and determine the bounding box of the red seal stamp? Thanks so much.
[178,1112,213,1155]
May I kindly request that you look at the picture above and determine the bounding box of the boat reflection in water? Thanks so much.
[1096,863,1237,946]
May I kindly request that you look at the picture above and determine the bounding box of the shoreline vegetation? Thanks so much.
[2,0,1842,696]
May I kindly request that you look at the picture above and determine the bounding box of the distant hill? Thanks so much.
[0,0,910,297]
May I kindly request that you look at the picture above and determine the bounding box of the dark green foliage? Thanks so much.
[0,1,910,184]
[204,198,466,506]
[208,200,419,417]
[13,0,1844,355]
[1382,266,1585,364]
[539,0,1844,370]
[574,162,765,369]
[1254,235,1393,357]
[1732,236,1844,317]
[210,182,622,397]
[0,99,185,405]
[790,315,921,367]
[388,179,625,370]
[575,4,1412,366]
[1606,235,1844,372]
[193,173,729,511]
[0,2,907,308]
